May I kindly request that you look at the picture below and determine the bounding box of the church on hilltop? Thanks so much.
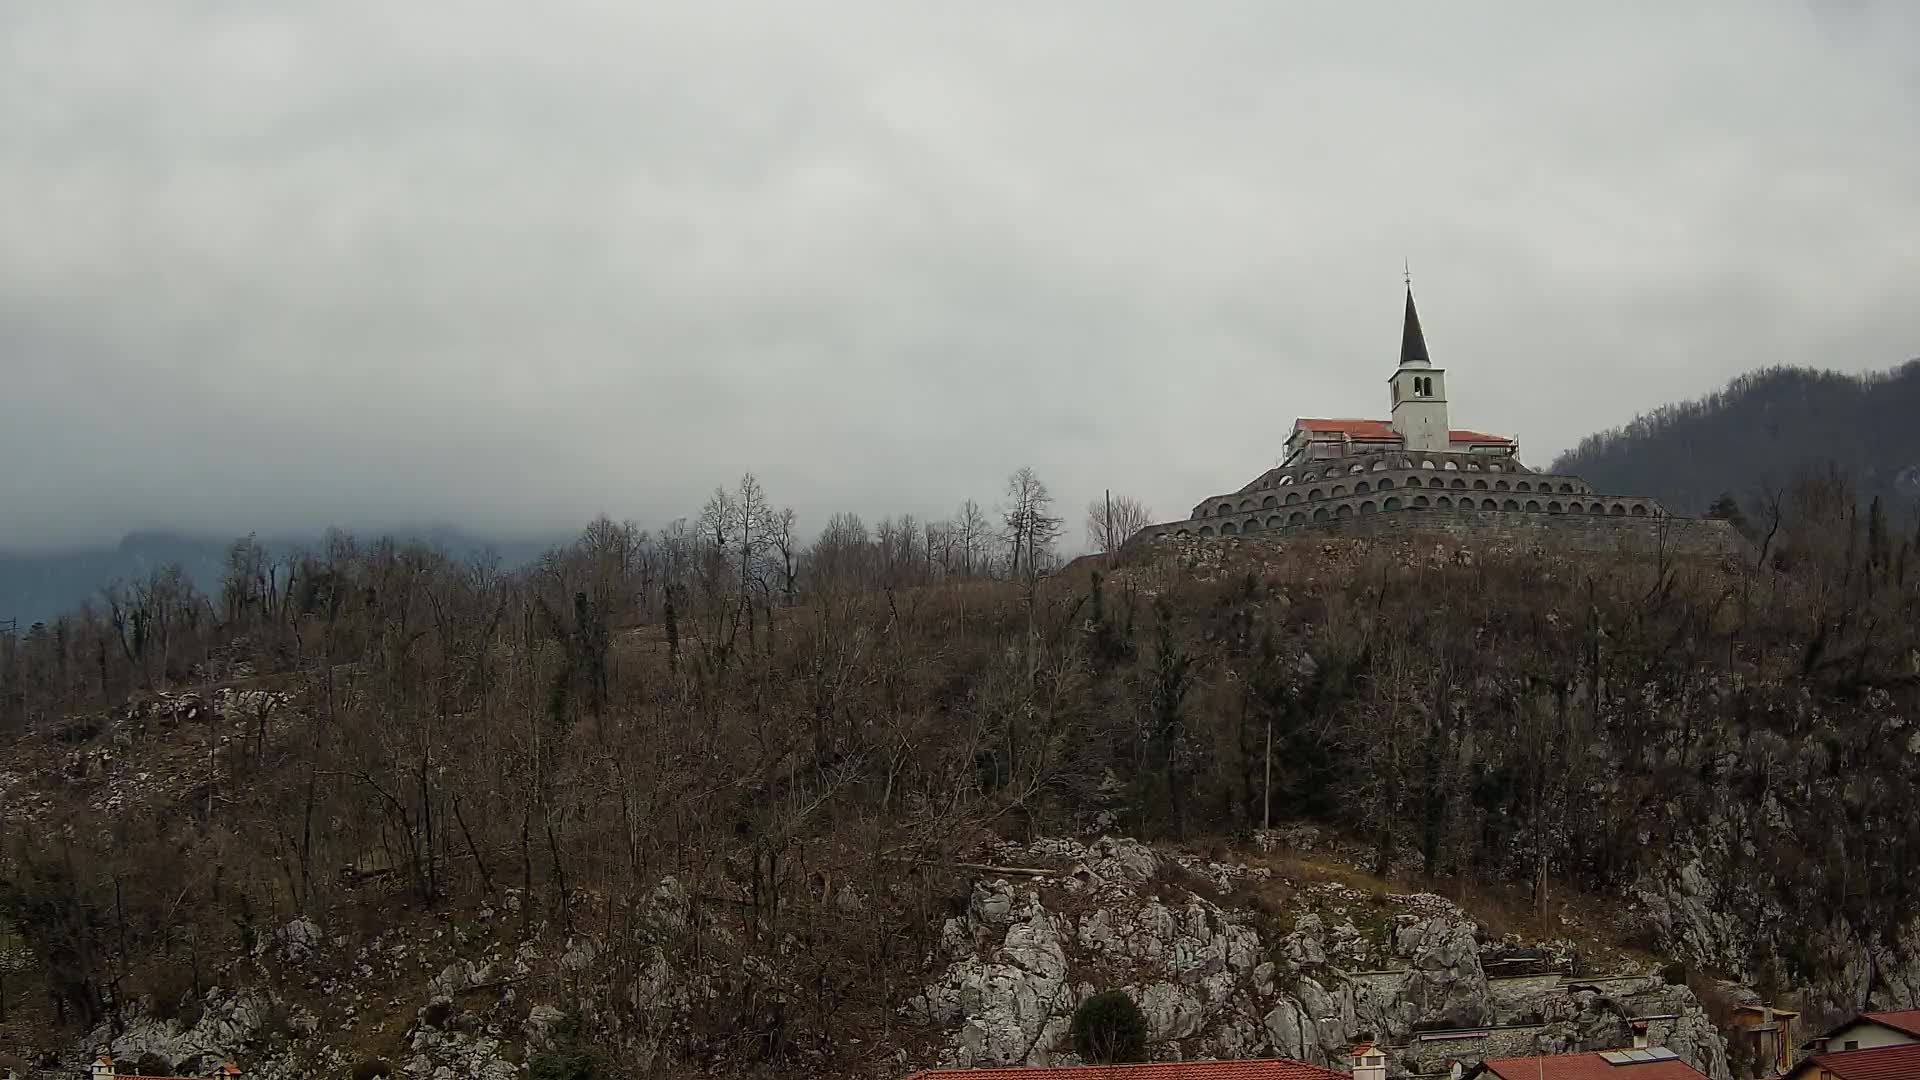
[1136,287,1682,545]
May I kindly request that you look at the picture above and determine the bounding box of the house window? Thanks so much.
[1845,1041,1859,1051]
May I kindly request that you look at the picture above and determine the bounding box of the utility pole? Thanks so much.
[1262,716,1273,832]
[1538,850,1550,938]
[1104,490,1114,558]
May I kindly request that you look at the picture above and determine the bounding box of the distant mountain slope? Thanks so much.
[0,527,561,627]
[0,531,231,629]
[1552,361,1920,515]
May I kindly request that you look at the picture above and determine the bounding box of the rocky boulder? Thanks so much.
[1395,916,1494,1029]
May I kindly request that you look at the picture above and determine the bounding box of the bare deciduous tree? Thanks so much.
[1001,467,1062,583]
[956,499,992,578]
[770,507,801,606]
[1085,493,1153,554]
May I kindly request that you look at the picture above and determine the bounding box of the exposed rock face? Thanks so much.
[88,988,274,1073]
[1635,857,1743,977]
[74,914,528,1080]
[403,1026,519,1080]
[524,1004,569,1048]
[911,837,1731,1079]
[58,839,1734,1080]
[913,880,1077,1066]
[264,915,324,967]
[1636,809,1920,1030]
[1396,916,1494,1029]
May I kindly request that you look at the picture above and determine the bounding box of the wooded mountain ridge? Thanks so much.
[1552,360,1920,515]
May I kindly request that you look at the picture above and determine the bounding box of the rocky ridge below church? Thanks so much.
[909,836,1729,1079]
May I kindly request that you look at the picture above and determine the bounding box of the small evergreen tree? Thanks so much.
[1706,492,1749,535]
[1146,598,1196,836]
[663,588,680,674]
[1072,990,1148,1064]
[1867,495,1889,570]
[529,1011,601,1080]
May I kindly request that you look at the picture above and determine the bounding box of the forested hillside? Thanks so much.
[1552,361,1920,514]
[2,469,1919,1078]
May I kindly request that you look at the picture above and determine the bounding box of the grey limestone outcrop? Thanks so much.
[906,836,1732,1079]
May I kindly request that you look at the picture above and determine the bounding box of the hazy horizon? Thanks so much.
[6,3,1919,550]
[9,358,1920,561]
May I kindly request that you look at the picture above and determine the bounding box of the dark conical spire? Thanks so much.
[1399,286,1431,367]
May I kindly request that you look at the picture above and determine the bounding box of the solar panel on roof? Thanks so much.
[1599,1047,1681,1067]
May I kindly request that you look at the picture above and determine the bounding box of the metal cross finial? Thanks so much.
[1404,259,1411,289]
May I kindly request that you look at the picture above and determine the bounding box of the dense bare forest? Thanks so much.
[2,464,1919,1077]
[1552,361,1920,515]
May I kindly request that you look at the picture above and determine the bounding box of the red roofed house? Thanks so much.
[1130,285,1694,547]
[88,1056,242,1080]
[1463,1049,1710,1080]
[1808,1009,1920,1054]
[903,1057,1348,1080]
[1782,1040,1920,1079]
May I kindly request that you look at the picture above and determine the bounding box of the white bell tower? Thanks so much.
[1389,284,1449,453]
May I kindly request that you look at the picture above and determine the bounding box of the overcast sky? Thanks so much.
[3,3,1917,551]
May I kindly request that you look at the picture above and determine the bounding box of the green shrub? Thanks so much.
[134,1052,174,1076]
[528,1045,598,1080]
[1071,990,1148,1064]
[351,1059,393,1080]
[528,1010,600,1080]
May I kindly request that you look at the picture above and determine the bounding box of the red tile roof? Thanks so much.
[1862,1008,1920,1037]
[1480,1051,1708,1080]
[91,1059,240,1080]
[1291,418,1514,445]
[905,1060,1345,1080]
[1296,418,1399,439]
[1448,428,1515,445]
[1797,1042,1920,1079]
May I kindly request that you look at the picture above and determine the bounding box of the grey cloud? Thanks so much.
[2,2,1917,549]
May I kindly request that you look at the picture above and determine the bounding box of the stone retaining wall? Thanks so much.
[1295,508,1748,558]
[1140,508,1748,560]
[1395,1013,1693,1077]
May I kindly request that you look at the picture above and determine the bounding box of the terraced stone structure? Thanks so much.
[1137,287,1677,545]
